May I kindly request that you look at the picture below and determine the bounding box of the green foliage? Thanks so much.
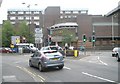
[2,20,34,47]
[16,21,34,43]
[2,20,15,47]
[62,29,76,46]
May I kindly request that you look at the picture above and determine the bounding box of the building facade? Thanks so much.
[7,5,120,49]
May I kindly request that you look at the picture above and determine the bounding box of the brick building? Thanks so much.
[7,5,119,49]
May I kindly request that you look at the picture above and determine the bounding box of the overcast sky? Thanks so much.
[0,0,119,24]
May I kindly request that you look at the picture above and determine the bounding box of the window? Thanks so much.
[18,11,24,14]
[34,16,39,20]
[33,52,41,57]
[26,16,32,20]
[10,17,16,20]
[34,11,39,14]
[11,22,15,24]
[68,16,72,18]
[18,17,24,20]
[9,11,16,14]
[60,16,63,18]
[34,22,39,25]
[25,11,31,14]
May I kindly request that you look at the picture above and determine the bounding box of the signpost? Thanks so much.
[35,28,43,49]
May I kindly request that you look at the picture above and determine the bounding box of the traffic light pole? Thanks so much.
[82,34,87,55]
[92,30,96,53]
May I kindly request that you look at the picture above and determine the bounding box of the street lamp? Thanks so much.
[111,14,117,47]
[112,15,114,47]
[22,3,37,43]
[22,3,31,44]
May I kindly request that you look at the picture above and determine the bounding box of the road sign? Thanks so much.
[11,36,20,44]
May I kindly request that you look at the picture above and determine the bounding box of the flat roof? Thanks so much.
[8,9,42,12]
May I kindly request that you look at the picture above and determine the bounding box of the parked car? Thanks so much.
[29,50,64,72]
[0,47,12,53]
[40,46,65,56]
[116,47,120,62]
[112,47,120,57]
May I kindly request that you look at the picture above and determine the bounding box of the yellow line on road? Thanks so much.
[16,66,45,82]
[37,75,45,81]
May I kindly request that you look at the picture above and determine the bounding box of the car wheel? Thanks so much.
[58,66,64,69]
[117,54,120,62]
[29,61,33,67]
[38,63,44,72]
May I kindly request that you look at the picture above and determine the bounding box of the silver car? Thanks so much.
[40,46,65,56]
[29,50,64,72]
[112,47,120,57]
[116,47,120,62]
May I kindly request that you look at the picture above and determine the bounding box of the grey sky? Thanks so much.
[0,0,119,24]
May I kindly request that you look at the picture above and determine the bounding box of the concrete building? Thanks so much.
[7,5,120,49]
[7,9,43,33]
[106,1,120,47]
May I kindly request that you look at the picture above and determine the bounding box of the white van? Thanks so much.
[16,43,38,53]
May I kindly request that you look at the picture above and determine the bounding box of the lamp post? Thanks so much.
[22,3,37,44]
[22,3,31,44]
[111,14,117,47]
[112,15,114,47]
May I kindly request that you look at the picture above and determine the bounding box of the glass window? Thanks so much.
[18,17,24,20]
[34,22,39,25]
[25,11,32,14]
[10,17,16,20]
[26,16,32,20]
[18,11,24,14]
[34,11,39,14]
[10,11,16,14]
[34,16,39,19]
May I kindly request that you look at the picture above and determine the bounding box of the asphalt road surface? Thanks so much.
[1,51,119,83]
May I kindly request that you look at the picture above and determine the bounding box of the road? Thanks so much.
[1,51,119,83]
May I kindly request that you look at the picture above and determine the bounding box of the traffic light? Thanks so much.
[83,34,87,42]
[92,36,96,42]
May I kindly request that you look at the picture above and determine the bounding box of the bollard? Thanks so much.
[74,50,78,57]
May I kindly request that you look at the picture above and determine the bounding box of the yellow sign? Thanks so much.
[10,44,14,48]
[16,38,20,44]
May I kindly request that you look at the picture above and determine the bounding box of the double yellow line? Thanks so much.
[16,66,45,82]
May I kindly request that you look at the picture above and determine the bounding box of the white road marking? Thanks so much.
[3,75,19,82]
[82,72,116,83]
[64,66,71,70]
[97,56,108,66]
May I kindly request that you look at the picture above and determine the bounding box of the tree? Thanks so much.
[62,29,76,46]
[2,20,15,47]
[16,21,34,43]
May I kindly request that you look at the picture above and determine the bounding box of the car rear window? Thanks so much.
[50,47,58,50]
[44,51,57,54]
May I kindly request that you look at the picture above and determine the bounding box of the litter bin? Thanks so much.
[74,50,78,57]
[18,47,23,54]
